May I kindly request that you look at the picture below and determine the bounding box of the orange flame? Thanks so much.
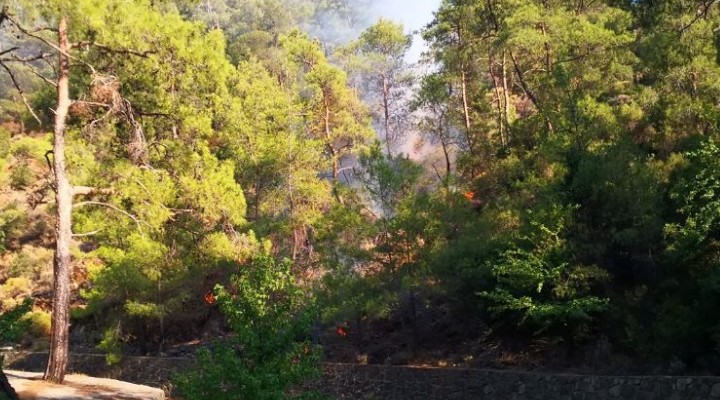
[336,326,347,337]
[204,291,216,305]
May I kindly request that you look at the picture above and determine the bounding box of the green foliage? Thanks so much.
[9,164,33,190]
[482,206,609,335]
[4,0,720,373]
[0,204,26,254]
[656,139,720,360]
[666,140,720,259]
[174,255,320,400]
[7,246,53,284]
[0,277,32,310]
[9,136,50,162]
[358,143,423,218]
[97,324,124,365]
[340,19,414,152]
[0,128,10,159]
[0,299,31,344]
[21,310,51,338]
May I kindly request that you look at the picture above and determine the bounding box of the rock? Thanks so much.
[712,382,720,398]
[518,384,526,394]
[676,377,692,391]
[5,370,164,400]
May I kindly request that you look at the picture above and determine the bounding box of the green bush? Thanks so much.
[97,324,124,365]
[9,164,33,190]
[0,127,10,158]
[174,255,322,400]
[0,277,32,310]
[0,299,31,344]
[10,136,50,161]
[21,310,51,338]
[481,205,609,338]
[0,205,26,254]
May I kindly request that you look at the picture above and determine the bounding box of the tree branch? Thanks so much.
[680,0,717,33]
[6,53,58,86]
[72,41,156,58]
[508,49,540,109]
[72,186,114,196]
[0,47,18,57]
[44,150,54,174]
[0,61,42,125]
[73,201,150,234]
[72,229,103,238]
[73,100,112,109]
[4,12,97,74]
[1,52,51,63]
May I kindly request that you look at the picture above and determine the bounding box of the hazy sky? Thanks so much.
[370,0,442,62]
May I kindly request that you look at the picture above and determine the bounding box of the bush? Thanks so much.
[10,136,49,161]
[174,255,321,400]
[9,164,33,190]
[9,246,53,285]
[0,299,31,344]
[97,324,124,365]
[0,277,32,310]
[0,127,10,158]
[21,310,51,338]
[0,205,26,253]
[481,205,609,339]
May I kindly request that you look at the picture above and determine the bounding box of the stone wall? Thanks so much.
[317,363,720,400]
[3,351,720,399]
[1,351,192,393]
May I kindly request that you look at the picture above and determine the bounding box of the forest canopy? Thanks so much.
[1,0,720,386]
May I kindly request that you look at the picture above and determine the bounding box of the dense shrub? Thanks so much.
[174,255,322,400]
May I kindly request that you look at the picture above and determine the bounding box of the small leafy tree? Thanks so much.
[659,139,720,359]
[174,255,321,400]
[482,205,609,339]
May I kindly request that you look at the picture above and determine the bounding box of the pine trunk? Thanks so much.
[45,15,72,384]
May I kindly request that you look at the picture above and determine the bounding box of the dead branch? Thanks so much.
[72,186,114,196]
[0,47,19,57]
[9,54,58,86]
[1,52,51,63]
[4,12,97,75]
[72,229,103,238]
[73,100,112,109]
[0,61,42,124]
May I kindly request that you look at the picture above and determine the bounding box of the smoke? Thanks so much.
[303,0,376,47]
[304,0,441,63]
[305,0,445,166]
[370,0,441,63]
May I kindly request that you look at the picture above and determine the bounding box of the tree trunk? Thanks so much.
[501,52,512,145]
[0,357,19,400]
[439,118,451,181]
[45,15,72,384]
[323,93,343,205]
[382,74,392,157]
[489,55,505,148]
[460,66,473,153]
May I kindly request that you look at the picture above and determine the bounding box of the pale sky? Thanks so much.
[370,0,442,62]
